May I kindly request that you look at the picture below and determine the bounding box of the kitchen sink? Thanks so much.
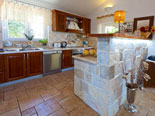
[4,49,17,52]
[19,48,41,51]
[4,48,41,52]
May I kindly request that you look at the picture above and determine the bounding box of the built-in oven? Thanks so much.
[43,51,62,76]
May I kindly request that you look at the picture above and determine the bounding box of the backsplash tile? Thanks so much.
[48,32,85,48]
[87,37,97,49]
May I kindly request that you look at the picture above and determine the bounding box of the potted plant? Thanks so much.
[24,33,34,46]
[39,38,48,46]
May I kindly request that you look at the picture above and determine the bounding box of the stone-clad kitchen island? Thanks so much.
[73,34,148,116]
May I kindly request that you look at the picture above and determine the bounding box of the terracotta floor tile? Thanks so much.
[4,87,27,100]
[59,87,74,97]
[59,95,83,112]
[13,82,26,89]
[69,108,84,116]
[54,81,69,90]
[78,104,98,116]
[2,85,15,92]
[22,107,37,116]
[24,80,43,90]
[48,108,69,116]
[54,93,69,102]
[18,95,44,111]
[0,92,4,102]
[35,98,61,116]
[41,88,61,101]
[26,86,46,96]
[41,82,57,90]
[0,108,21,116]
[0,99,18,114]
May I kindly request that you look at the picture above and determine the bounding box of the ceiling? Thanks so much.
[35,0,109,16]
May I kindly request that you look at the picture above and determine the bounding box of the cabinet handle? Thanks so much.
[27,54,29,60]
[24,54,26,61]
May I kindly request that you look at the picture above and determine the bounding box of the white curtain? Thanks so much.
[1,0,52,26]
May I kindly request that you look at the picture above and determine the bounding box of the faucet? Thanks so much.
[21,44,32,51]
[22,44,26,51]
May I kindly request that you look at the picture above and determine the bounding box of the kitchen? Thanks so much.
[0,0,155,116]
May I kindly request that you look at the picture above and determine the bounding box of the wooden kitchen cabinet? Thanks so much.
[52,10,66,32]
[0,55,4,83]
[27,52,43,77]
[144,61,155,87]
[52,9,91,34]
[2,52,43,83]
[4,53,26,82]
[62,50,74,69]
[83,18,91,34]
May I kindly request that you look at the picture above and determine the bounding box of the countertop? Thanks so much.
[72,55,97,64]
[88,33,150,40]
[0,47,93,54]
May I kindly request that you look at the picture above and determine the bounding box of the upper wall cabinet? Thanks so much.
[52,10,91,34]
[52,10,66,32]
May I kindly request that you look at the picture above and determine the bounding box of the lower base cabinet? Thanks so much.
[62,50,74,69]
[1,52,43,83]
[5,53,26,82]
[0,55,5,83]
[27,52,43,77]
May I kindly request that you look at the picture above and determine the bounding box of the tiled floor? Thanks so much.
[0,70,99,116]
[0,70,154,116]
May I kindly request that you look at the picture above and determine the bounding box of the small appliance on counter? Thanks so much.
[61,41,67,48]
[53,42,61,48]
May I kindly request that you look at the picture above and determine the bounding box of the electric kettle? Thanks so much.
[61,41,67,48]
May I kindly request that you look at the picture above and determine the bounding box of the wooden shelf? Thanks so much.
[66,29,84,34]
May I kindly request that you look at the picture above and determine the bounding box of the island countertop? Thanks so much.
[88,33,150,40]
[72,55,97,64]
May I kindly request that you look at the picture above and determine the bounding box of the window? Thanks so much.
[98,22,118,34]
[8,20,25,38]
[2,18,48,41]
[1,0,51,41]
[105,26,118,34]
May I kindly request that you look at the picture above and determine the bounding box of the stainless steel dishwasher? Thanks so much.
[43,51,62,76]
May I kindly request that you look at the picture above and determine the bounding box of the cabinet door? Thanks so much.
[5,53,26,82]
[62,50,74,69]
[27,52,43,77]
[0,55,4,83]
[144,61,155,87]
[52,10,66,32]
[83,18,91,34]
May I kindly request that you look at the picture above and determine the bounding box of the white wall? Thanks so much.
[86,0,155,56]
